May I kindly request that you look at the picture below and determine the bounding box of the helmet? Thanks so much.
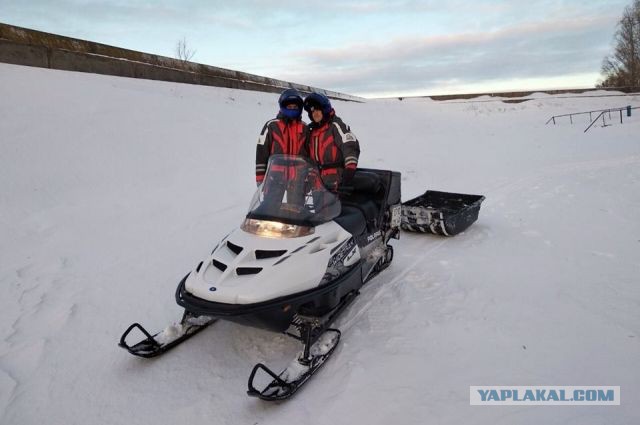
[303,92,332,116]
[278,88,303,119]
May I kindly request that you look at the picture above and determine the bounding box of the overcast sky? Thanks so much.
[1,0,629,97]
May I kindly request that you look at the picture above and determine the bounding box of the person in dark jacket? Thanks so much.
[303,92,360,192]
[255,89,308,185]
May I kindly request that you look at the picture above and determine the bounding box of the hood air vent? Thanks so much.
[212,259,228,272]
[226,241,243,255]
[236,267,262,276]
[255,249,287,259]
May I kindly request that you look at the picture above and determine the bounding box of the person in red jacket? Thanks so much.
[303,92,360,192]
[255,89,308,185]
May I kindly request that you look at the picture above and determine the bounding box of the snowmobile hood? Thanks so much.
[184,221,353,305]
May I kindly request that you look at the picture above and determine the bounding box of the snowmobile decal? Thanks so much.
[320,237,359,286]
[327,237,356,268]
[344,245,358,266]
[366,230,382,243]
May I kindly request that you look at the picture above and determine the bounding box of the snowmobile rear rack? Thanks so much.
[401,190,485,236]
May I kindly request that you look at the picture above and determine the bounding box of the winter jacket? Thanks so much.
[307,112,360,191]
[255,113,309,184]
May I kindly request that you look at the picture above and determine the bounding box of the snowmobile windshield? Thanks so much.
[243,155,341,236]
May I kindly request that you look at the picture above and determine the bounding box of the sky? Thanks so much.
[0,0,631,97]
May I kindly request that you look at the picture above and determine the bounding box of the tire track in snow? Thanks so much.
[0,257,76,418]
[331,156,640,343]
[338,237,448,332]
[0,367,18,425]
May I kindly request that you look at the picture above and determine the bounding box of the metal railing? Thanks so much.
[546,106,638,132]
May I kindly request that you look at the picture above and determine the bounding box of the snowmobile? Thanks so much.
[119,155,402,400]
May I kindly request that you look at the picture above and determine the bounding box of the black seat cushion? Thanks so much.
[352,171,381,194]
[354,200,378,223]
[334,206,366,236]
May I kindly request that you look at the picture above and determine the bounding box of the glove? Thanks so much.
[342,167,356,187]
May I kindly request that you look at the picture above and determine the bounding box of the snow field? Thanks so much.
[1,63,639,424]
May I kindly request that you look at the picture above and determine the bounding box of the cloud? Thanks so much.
[297,15,616,66]
[277,14,619,96]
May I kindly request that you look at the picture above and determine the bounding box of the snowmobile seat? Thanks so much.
[352,171,382,193]
[334,205,366,236]
[341,171,384,232]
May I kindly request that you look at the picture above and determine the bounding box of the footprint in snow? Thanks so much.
[522,230,541,238]
[590,251,615,259]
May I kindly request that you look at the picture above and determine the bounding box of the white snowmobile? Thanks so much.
[120,155,401,400]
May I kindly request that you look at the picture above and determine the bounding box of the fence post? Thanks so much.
[628,105,632,117]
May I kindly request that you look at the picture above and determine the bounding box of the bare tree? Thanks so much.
[598,0,640,87]
[175,37,196,64]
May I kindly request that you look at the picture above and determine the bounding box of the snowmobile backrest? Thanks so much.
[345,169,401,231]
[352,171,382,194]
[342,171,385,232]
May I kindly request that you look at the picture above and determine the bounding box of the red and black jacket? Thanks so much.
[256,113,309,184]
[307,112,360,190]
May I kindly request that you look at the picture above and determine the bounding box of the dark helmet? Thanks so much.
[303,92,332,116]
[278,88,303,119]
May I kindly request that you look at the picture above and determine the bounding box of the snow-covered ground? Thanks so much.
[1,63,639,425]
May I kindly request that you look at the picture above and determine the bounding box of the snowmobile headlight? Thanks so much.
[241,218,314,239]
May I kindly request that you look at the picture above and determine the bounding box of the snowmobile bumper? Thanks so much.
[175,264,362,333]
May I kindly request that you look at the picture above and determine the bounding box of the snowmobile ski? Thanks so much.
[246,289,358,401]
[247,329,341,401]
[119,312,216,358]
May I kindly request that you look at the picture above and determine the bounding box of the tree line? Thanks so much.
[599,0,640,88]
